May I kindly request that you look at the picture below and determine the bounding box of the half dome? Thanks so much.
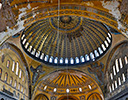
[21,16,112,66]
[37,70,99,94]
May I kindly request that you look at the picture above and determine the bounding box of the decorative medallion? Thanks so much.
[50,16,82,33]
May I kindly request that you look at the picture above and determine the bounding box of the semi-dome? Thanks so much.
[37,70,99,95]
[21,15,112,66]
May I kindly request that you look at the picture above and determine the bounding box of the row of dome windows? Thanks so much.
[21,33,112,65]
[43,84,92,93]
[6,60,25,81]
[108,56,128,93]
[109,73,126,93]
[110,56,127,78]
[0,68,27,94]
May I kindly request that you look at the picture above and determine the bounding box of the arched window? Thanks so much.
[0,68,2,79]
[113,66,116,75]
[119,58,123,68]
[17,93,20,98]
[54,57,58,64]
[13,91,16,96]
[18,83,20,90]
[12,61,15,72]
[60,58,63,64]
[80,56,85,62]
[44,55,49,62]
[14,80,17,88]
[115,59,119,73]
[125,56,128,64]
[10,77,13,85]
[49,56,53,63]
[19,69,22,79]
[6,60,10,68]
[70,58,74,64]
[4,72,8,82]
[75,57,79,64]
[16,62,19,75]
[22,77,24,82]
[21,86,23,92]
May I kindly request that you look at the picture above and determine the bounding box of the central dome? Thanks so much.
[21,16,112,66]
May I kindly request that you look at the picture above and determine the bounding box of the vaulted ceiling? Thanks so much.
[0,0,128,100]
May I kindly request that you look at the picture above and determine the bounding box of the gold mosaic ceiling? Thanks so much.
[37,70,99,95]
[21,16,112,66]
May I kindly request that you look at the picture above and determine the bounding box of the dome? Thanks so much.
[34,94,49,100]
[21,15,112,66]
[37,70,99,95]
[87,93,102,100]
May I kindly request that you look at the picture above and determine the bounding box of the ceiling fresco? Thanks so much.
[0,0,128,100]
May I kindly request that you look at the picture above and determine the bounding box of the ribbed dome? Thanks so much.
[21,16,112,66]
[34,94,49,100]
[87,93,102,100]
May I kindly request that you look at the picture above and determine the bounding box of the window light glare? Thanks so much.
[108,33,111,38]
[35,51,40,57]
[122,73,125,82]
[112,83,114,91]
[54,57,58,64]
[109,86,112,93]
[79,88,82,92]
[107,37,111,43]
[60,58,63,64]
[44,55,49,61]
[27,45,32,52]
[25,42,29,49]
[90,52,95,60]
[104,40,109,47]
[65,58,68,64]
[113,66,116,75]
[66,89,69,93]
[125,56,128,64]
[98,47,103,54]
[54,88,57,92]
[22,39,26,45]
[0,3,2,9]
[44,86,47,90]
[88,85,92,89]
[115,59,119,73]
[85,54,90,61]
[40,53,44,60]
[94,50,99,57]
[31,49,36,55]
[110,73,113,80]
[118,77,121,85]
[119,58,123,68]
[80,56,85,62]
[70,58,74,64]
[49,56,53,63]
[21,35,25,40]
[115,81,117,88]
[75,57,79,64]
[16,62,19,75]
[102,44,106,51]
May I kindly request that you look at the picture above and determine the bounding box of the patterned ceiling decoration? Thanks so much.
[37,70,98,94]
[21,16,112,66]
[87,93,102,100]
[34,94,49,100]
[58,96,79,100]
